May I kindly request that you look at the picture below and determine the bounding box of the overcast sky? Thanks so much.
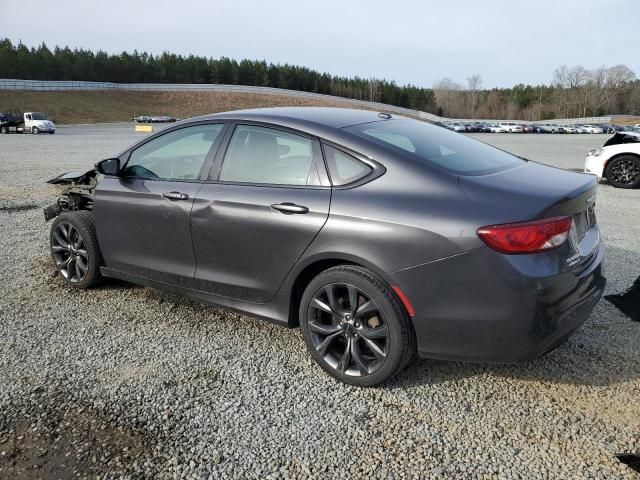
[2,0,638,88]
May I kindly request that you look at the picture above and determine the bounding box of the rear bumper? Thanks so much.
[386,242,606,363]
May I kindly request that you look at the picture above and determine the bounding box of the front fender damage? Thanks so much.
[44,169,98,221]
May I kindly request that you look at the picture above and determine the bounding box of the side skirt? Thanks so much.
[100,267,293,327]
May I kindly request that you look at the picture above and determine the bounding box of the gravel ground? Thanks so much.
[1,125,639,479]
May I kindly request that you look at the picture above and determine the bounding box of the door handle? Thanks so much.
[162,191,189,201]
[271,202,309,214]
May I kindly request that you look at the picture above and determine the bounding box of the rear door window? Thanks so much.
[218,125,319,186]
[345,119,523,175]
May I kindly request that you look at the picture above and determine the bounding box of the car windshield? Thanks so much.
[345,119,524,176]
[31,113,47,120]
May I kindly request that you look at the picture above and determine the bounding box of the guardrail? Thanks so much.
[0,78,624,125]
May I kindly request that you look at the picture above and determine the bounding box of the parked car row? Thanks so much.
[133,115,178,123]
[438,121,638,135]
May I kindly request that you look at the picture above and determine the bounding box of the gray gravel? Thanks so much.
[1,125,639,479]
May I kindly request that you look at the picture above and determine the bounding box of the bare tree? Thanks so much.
[433,77,462,117]
[467,74,482,118]
[604,64,636,113]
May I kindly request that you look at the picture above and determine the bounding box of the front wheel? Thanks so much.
[50,211,103,288]
[299,266,416,386]
[32,127,39,134]
[605,156,640,189]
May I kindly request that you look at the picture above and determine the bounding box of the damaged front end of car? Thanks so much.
[44,169,98,221]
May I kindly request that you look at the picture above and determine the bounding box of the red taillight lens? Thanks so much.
[477,216,573,254]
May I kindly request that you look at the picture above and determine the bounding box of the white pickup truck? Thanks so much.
[0,110,56,134]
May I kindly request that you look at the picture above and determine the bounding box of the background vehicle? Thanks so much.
[45,108,605,386]
[585,130,640,188]
[0,110,55,134]
[521,124,535,133]
[581,125,604,134]
[498,122,523,133]
[151,115,177,123]
[24,112,56,134]
[0,108,23,133]
[550,124,565,134]
[487,123,506,133]
[133,115,152,123]
[448,122,467,132]
[563,125,578,134]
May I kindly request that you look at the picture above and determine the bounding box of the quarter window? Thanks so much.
[123,124,223,180]
[218,125,316,186]
[323,145,372,186]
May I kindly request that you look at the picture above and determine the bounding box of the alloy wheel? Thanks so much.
[307,282,389,377]
[609,159,640,186]
[52,222,89,282]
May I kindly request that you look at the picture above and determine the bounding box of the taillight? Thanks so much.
[477,216,573,254]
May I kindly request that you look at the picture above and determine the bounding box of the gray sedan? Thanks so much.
[45,108,605,386]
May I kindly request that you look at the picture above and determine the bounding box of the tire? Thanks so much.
[0,126,7,134]
[605,155,640,189]
[50,211,103,288]
[49,131,55,134]
[299,265,416,386]
[32,127,39,134]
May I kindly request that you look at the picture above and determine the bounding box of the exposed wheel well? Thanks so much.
[288,259,359,327]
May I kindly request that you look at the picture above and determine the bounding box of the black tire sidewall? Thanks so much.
[49,211,102,288]
[299,266,412,387]
[605,156,640,189]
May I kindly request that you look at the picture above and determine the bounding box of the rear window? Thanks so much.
[345,119,524,175]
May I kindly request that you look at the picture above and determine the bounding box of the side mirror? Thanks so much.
[96,157,121,176]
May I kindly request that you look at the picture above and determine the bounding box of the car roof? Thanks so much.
[193,107,391,130]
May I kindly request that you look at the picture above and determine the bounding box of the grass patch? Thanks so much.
[0,90,391,125]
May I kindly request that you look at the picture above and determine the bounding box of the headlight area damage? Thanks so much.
[44,169,98,221]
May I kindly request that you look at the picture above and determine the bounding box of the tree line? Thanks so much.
[0,39,436,112]
[1,38,638,120]
[433,65,638,120]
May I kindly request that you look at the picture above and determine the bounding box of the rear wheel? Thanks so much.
[50,211,103,288]
[605,155,640,189]
[299,266,416,386]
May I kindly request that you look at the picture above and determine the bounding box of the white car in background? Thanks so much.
[582,125,604,134]
[584,130,640,188]
[487,123,506,133]
[563,125,578,134]
[448,122,467,132]
[498,122,523,133]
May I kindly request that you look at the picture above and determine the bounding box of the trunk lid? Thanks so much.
[460,161,599,257]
